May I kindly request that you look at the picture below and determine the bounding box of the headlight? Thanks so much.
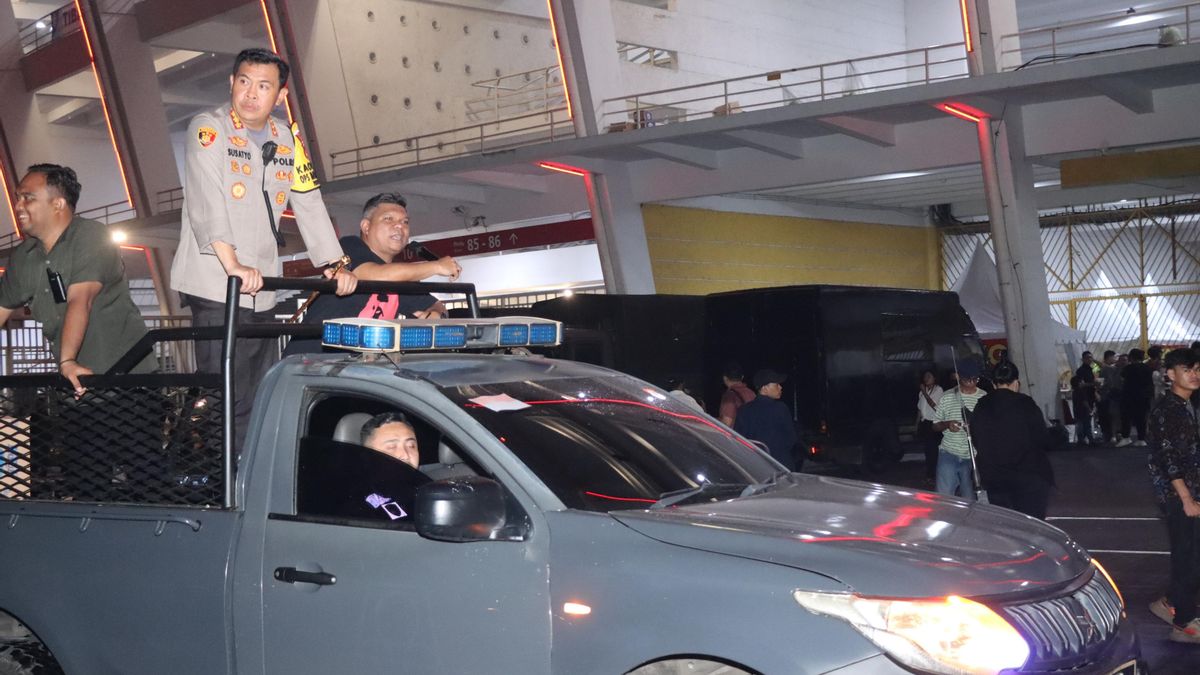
[793,591,1029,675]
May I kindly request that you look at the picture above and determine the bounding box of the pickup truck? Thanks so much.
[0,280,1142,674]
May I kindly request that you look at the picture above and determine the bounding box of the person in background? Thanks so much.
[933,358,986,499]
[1070,375,1095,446]
[1149,346,1167,402]
[1098,350,1119,444]
[734,368,798,470]
[916,370,943,482]
[1118,348,1154,447]
[718,362,756,427]
[1146,348,1200,643]
[665,377,703,413]
[970,361,1055,519]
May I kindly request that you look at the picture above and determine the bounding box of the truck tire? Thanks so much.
[627,658,752,675]
[0,639,63,675]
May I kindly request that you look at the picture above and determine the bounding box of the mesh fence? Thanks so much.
[0,374,224,507]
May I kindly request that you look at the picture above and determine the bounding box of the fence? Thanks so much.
[999,2,1199,71]
[1,316,194,376]
[941,198,1200,355]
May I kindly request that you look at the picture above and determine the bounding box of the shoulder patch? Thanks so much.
[197,127,218,148]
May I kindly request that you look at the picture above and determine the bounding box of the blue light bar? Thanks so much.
[528,323,559,345]
[435,324,468,348]
[399,326,434,350]
[359,325,396,350]
[322,322,341,345]
[498,324,529,346]
[340,323,360,348]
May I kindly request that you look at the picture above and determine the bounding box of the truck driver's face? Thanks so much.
[366,422,419,468]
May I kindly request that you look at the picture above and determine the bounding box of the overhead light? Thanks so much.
[35,20,46,29]
[111,230,128,243]
[1033,179,1061,189]
[1113,11,1165,27]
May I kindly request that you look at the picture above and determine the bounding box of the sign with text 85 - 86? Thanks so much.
[400,218,594,261]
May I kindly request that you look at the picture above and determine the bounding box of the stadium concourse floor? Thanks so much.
[844,443,1196,674]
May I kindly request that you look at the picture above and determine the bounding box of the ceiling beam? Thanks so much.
[454,170,549,193]
[1091,76,1155,114]
[722,129,804,159]
[640,141,721,170]
[816,115,895,147]
[398,180,488,204]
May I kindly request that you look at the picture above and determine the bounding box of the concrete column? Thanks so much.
[550,0,653,293]
[547,0,623,137]
[584,167,655,294]
[263,0,326,181]
[965,0,1022,75]
[79,0,176,216]
[976,107,1059,417]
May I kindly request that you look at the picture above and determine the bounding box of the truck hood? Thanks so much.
[612,475,1090,598]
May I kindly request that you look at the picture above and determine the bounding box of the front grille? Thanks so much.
[1003,571,1123,669]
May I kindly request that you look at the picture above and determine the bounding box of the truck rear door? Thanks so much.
[252,377,552,673]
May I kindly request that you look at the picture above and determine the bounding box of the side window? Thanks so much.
[294,393,481,527]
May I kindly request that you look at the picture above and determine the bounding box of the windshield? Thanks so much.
[441,373,781,512]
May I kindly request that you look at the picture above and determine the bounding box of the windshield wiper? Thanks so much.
[650,483,745,510]
[739,469,792,498]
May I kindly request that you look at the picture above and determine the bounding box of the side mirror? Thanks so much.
[415,476,507,542]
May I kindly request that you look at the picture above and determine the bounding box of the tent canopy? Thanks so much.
[952,244,1087,345]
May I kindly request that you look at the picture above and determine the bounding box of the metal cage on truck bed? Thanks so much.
[0,277,480,509]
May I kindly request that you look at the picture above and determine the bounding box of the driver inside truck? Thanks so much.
[361,412,420,469]
[353,412,430,521]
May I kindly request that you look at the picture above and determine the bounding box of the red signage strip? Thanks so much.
[401,218,594,260]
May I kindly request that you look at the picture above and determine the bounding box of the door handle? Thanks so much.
[274,566,336,586]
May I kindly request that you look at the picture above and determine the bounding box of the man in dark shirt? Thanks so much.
[1118,348,1154,447]
[0,164,152,392]
[734,368,798,470]
[969,361,1055,519]
[1146,348,1200,643]
[285,192,462,355]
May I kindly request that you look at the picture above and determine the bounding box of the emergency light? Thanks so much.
[321,317,562,353]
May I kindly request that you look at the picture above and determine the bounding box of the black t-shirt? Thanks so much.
[283,235,438,355]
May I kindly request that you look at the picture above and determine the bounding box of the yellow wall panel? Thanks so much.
[643,205,939,295]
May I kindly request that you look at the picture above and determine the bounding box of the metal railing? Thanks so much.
[77,199,136,225]
[329,107,576,180]
[1000,2,1198,70]
[18,2,79,55]
[464,65,566,124]
[599,42,968,131]
[157,187,184,213]
[618,41,676,69]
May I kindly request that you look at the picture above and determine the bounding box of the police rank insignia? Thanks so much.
[229,136,248,148]
[197,127,218,148]
[231,182,247,199]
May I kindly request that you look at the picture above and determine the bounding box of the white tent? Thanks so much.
[952,243,1087,346]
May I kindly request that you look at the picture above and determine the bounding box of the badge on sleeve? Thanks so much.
[197,127,218,148]
[290,122,320,194]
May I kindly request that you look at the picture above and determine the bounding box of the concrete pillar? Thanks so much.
[82,0,179,216]
[550,0,652,293]
[965,0,1022,75]
[585,167,655,294]
[975,107,1059,417]
[263,0,326,181]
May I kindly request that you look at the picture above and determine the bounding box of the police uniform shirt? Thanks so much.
[170,103,344,311]
[0,216,151,373]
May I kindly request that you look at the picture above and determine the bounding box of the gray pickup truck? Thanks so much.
[0,280,1142,675]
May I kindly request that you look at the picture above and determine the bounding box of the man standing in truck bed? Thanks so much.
[170,48,355,445]
[0,164,152,391]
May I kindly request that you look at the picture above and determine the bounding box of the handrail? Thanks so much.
[18,2,79,55]
[77,199,136,224]
[999,2,1197,70]
[600,42,968,130]
[156,187,184,213]
[329,106,574,179]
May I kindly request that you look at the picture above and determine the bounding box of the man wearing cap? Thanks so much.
[933,358,987,498]
[734,368,799,469]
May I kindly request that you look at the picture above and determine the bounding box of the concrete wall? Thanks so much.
[643,204,940,295]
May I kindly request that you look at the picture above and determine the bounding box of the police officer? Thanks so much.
[170,47,355,446]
